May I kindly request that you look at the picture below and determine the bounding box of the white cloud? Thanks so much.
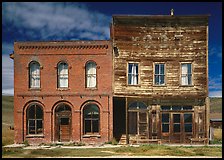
[209,75,222,90]
[2,2,111,40]
[2,53,14,95]
[209,91,222,97]
[209,46,222,58]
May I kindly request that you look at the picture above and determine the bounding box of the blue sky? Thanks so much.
[2,2,222,97]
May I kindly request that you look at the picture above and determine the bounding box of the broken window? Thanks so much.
[128,63,139,85]
[27,104,43,135]
[58,62,68,88]
[154,63,165,85]
[29,61,40,88]
[181,63,192,85]
[83,104,99,134]
[86,61,97,88]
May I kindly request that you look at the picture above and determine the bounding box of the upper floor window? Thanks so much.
[58,62,68,88]
[154,63,165,85]
[128,63,139,85]
[26,104,43,135]
[29,61,40,88]
[86,61,97,88]
[181,63,192,85]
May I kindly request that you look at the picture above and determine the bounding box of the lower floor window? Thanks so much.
[83,104,99,134]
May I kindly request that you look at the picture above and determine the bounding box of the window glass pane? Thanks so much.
[28,119,35,134]
[92,120,99,132]
[37,120,43,134]
[173,114,180,123]
[129,102,138,110]
[161,106,171,110]
[188,75,192,85]
[183,106,192,110]
[128,74,132,85]
[128,63,132,74]
[181,64,188,74]
[135,64,138,74]
[160,75,164,84]
[60,118,69,125]
[184,114,192,123]
[187,64,191,74]
[155,75,159,84]
[36,106,43,119]
[138,102,147,110]
[174,124,180,133]
[162,114,169,123]
[30,62,40,88]
[181,76,188,85]
[160,64,164,74]
[162,124,169,132]
[28,106,35,119]
[184,124,192,132]
[84,120,91,133]
[172,106,182,111]
[155,64,159,74]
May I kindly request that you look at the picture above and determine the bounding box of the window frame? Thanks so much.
[26,103,44,136]
[180,62,193,86]
[83,104,100,135]
[85,61,97,89]
[57,61,69,89]
[127,62,140,86]
[153,62,166,86]
[29,61,41,89]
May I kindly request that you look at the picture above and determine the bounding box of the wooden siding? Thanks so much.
[112,16,209,99]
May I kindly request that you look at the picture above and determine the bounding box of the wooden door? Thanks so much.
[138,112,149,139]
[59,117,70,142]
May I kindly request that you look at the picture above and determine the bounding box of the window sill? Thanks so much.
[57,88,70,91]
[26,134,44,138]
[82,134,101,138]
[127,84,141,87]
[28,88,41,91]
[153,85,167,87]
[180,85,194,87]
[85,87,98,90]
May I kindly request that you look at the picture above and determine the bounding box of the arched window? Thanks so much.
[26,104,43,135]
[83,104,99,134]
[129,101,147,110]
[86,61,96,88]
[58,62,68,88]
[29,61,40,88]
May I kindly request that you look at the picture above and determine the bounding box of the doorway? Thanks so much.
[55,104,72,142]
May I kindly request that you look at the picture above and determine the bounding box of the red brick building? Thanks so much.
[11,40,113,144]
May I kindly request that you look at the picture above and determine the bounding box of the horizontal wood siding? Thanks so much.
[113,18,208,99]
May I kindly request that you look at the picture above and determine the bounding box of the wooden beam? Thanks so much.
[125,97,129,144]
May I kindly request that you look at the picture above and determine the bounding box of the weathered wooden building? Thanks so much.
[111,14,210,144]
[11,12,210,145]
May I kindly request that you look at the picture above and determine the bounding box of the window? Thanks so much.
[86,61,97,88]
[128,63,139,85]
[83,104,99,134]
[184,114,192,132]
[181,63,192,85]
[173,114,181,133]
[58,62,68,88]
[154,63,165,85]
[129,101,147,110]
[27,104,43,135]
[162,113,169,132]
[29,61,40,88]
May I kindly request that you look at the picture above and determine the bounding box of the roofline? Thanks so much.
[112,14,211,18]
[14,40,110,43]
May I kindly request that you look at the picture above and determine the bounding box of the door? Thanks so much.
[59,117,70,142]
[171,113,181,143]
[138,112,148,139]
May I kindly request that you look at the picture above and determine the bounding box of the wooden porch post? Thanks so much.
[126,97,129,144]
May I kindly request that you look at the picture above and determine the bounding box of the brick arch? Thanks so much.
[80,100,102,112]
[51,100,74,112]
[23,100,45,112]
